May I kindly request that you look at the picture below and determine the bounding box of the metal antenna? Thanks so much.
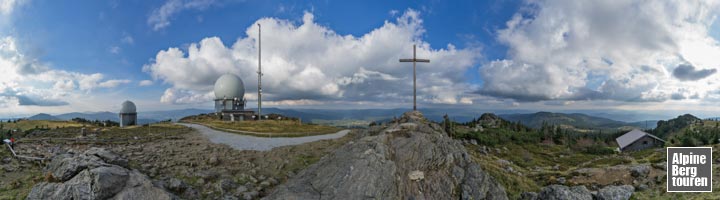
[257,23,263,120]
[399,44,430,111]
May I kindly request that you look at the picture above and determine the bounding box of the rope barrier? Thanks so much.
[5,142,45,161]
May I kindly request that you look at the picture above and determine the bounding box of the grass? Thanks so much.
[587,156,633,167]
[0,123,193,199]
[311,119,372,128]
[0,145,44,200]
[0,120,86,132]
[183,118,342,137]
[467,145,540,199]
[629,149,665,163]
[18,122,190,145]
[467,141,720,200]
[467,142,614,198]
[0,171,43,200]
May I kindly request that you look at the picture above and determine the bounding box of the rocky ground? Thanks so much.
[265,111,508,199]
[1,123,354,199]
[26,147,174,199]
[5,117,719,199]
[462,138,720,200]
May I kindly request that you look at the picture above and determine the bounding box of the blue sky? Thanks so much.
[2,0,720,118]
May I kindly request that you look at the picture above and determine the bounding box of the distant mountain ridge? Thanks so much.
[27,113,61,121]
[26,109,213,124]
[26,109,662,130]
[498,112,651,130]
[25,108,452,125]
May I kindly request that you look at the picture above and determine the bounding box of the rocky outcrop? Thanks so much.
[479,113,503,128]
[264,111,508,200]
[630,164,650,178]
[535,185,592,200]
[596,185,634,200]
[569,163,663,189]
[26,147,175,200]
[524,184,634,200]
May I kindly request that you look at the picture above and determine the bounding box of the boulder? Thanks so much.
[26,148,175,200]
[519,192,538,200]
[630,165,650,178]
[85,147,129,168]
[216,179,237,194]
[236,185,248,194]
[536,185,592,200]
[264,111,508,200]
[652,162,667,171]
[243,190,259,200]
[45,153,104,182]
[1,157,11,164]
[165,178,188,193]
[208,156,219,166]
[596,185,634,200]
[408,170,425,181]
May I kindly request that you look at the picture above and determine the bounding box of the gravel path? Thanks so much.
[177,123,350,151]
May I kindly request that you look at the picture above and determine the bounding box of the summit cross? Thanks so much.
[399,44,430,111]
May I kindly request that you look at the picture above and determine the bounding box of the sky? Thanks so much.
[1,0,720,118]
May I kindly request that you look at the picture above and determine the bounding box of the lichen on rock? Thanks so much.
[263,111,508,200]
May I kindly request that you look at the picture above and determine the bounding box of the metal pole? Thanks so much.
[413,45,416,111]
[257,23,262,120]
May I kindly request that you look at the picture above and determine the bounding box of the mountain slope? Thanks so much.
[498,112,631,130]
[55,111,117,121]
[652,114,701,139]
[140,108,212,121]
[27,113,61,121]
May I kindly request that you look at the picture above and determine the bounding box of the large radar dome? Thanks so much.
[120,100,136,114]
[214,74,245,99]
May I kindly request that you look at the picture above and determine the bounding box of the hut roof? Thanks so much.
[616,129,666,149]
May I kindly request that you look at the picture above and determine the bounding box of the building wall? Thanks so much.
[215,99,245,112]
[622,135,662,151]
[119,113,137,127]
[220,111,255,121]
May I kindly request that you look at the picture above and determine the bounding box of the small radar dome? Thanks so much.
[120,100,136,114]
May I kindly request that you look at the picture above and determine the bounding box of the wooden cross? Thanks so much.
[399,44,430,111]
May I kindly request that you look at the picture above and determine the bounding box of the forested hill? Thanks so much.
[498,112,633,130]
[651,114,701,139]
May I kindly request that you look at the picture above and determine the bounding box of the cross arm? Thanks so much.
[399,59,431,63]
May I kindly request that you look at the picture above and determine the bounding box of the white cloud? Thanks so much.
[148,0,217,31]
[77,73,103,91]
[138,80,153,86]
[109,46,120,54]
[389,9,399,16]
[121,35,134,44]
[160,88,213,104]
[0,0,24,16]
[481,0,720,103]
[144,10,481,106]
[98,79,131,88]
[53,79,75,91]
[0,36,131,108]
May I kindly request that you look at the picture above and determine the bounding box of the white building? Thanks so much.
[214,74,254,121]
[119,100,137,127]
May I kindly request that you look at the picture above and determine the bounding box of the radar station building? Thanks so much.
[119,100,137,127]
[214,74,255,121]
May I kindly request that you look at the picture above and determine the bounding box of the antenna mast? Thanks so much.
[257,23,262,120]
